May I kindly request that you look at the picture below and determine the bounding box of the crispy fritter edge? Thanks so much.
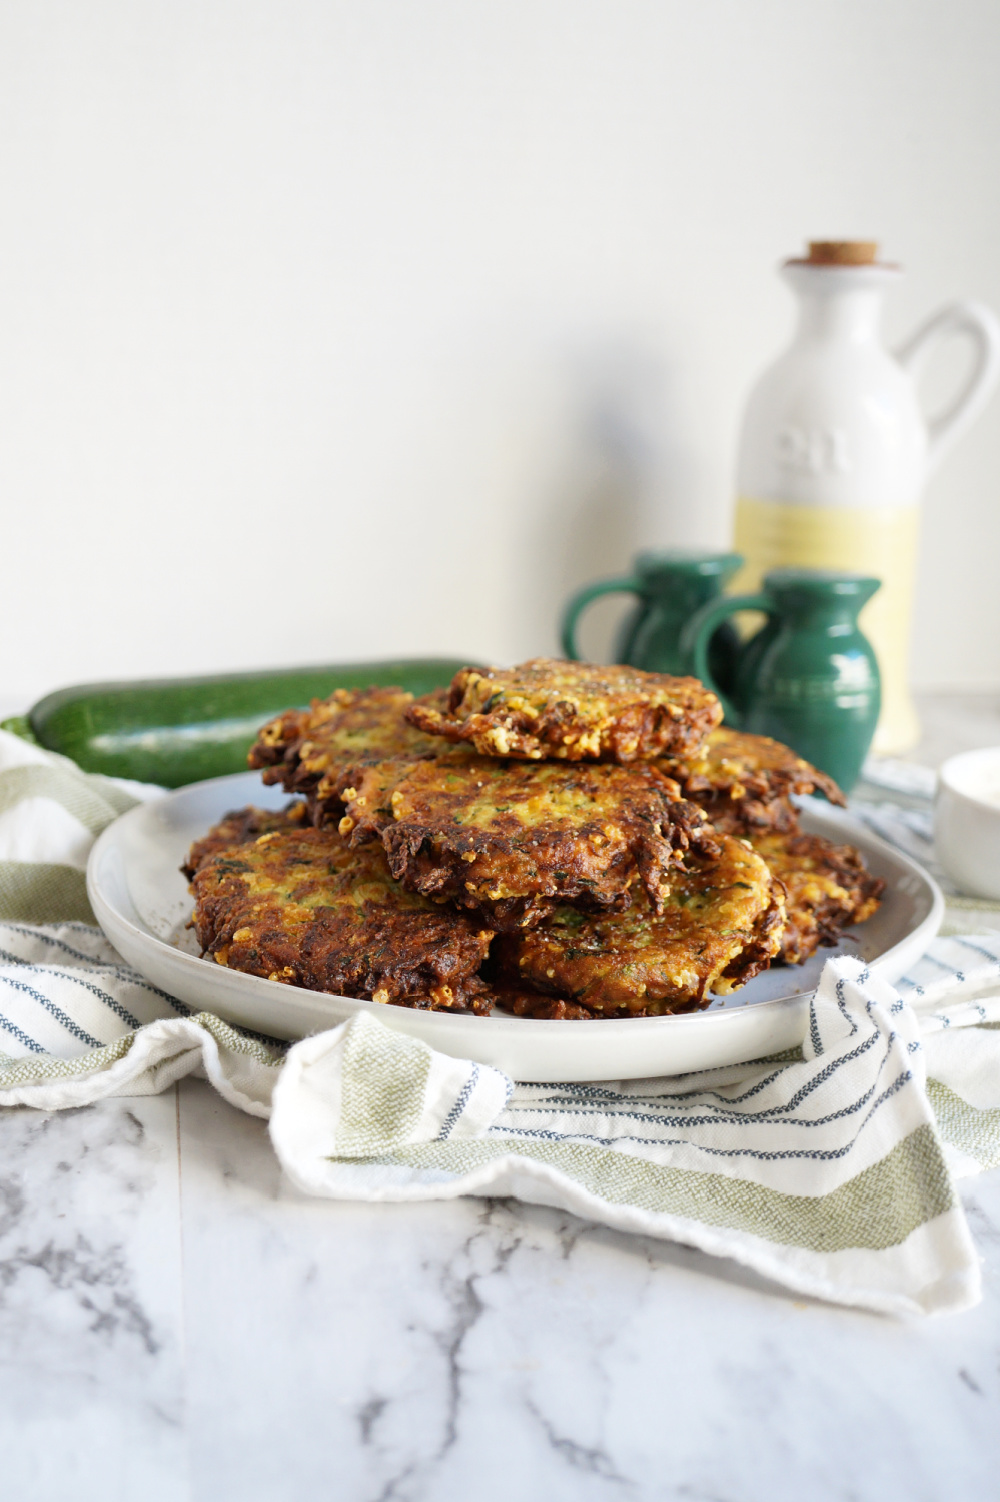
[406,658,723,762]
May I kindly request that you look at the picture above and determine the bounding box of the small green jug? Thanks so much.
[680,568,882,792]
[561,550,744,688]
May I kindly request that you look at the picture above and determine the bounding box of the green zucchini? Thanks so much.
[24,657,471,788]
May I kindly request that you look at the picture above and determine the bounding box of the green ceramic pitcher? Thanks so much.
[561,550,744,687]
[679,568,882,792]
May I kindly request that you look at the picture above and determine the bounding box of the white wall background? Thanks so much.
[2,0,999,706]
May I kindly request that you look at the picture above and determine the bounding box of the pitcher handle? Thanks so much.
[679,591,773,725]
[561,577,641,661]
[895,300,1000,471]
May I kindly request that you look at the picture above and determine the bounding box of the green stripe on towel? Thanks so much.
[927,1078,1000,1171]
[380,1122,954,1253]
[0,764,138,833]
[0,861,96,924]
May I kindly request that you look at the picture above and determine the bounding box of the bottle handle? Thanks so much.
[560,577,642,661]
[895,300,1000,471]
[679,592,773,724]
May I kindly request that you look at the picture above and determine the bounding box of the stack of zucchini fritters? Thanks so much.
[184,659,884,1020]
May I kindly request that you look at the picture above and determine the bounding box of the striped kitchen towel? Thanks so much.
[269,962,982,1319]
[0,724,161,923]
[2,724,1000,1316]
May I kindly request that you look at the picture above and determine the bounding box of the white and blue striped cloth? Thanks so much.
[3,726,1000,1318]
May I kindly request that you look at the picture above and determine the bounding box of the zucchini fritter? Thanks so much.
[750,829,884,965]
[248,686,443,819]
[182,802,307,880]
[495,835,786,1016]
[188,808,495,1013]
[406,658,722,763]
[337,752,717,932]
[662,732,881,963]
[661,727,845,836]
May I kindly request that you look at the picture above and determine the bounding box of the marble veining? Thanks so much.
[0,1076,997,1501]
[0,1081,990,1502]
[0,1095,186,1502]
[171,1074,1000,1502]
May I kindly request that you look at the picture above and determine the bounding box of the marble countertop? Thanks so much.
[5,690,1000,1502]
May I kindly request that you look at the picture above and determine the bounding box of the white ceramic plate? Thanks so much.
[87,772,943,1082]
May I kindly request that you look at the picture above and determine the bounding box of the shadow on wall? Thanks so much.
[513,341,699,664]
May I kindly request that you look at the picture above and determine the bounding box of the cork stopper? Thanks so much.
[806,241,878,265]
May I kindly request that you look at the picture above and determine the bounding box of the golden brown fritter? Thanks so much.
[494,834,786,1016]
[406,658,722,763]
[248,687,444,820]
[188,808,495,1013]
[182,802,308,880]
[661,727,846,836]
[750,829,884,965]
[499,994,597,1021]
[336,752,717,932]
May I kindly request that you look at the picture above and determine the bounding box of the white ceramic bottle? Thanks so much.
[733,242,1000,754]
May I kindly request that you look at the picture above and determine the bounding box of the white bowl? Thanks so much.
[87,771,943,1081]
[935,746,1000,899]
